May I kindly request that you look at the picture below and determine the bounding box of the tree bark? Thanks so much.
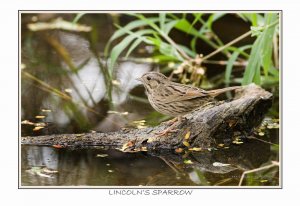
[21,84,273,152]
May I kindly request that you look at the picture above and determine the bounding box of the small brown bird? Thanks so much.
[137,72,240,135]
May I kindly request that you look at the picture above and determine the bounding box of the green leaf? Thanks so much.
[159,13,166,31]
[72,13,85,24]
[206,13,225,30]
[190,37,198,53]
[242,13,278,85]
[175,19,200,36]
[225,45,252,85]
[238,13,264,26]
[260,13,278,77]
[251,26,263,36]
[125,38,143,58]
[164,20,179,35]
[104,17,159,55]
[242,37,262,85]
[179,45,196,58]
[109,29,155,75]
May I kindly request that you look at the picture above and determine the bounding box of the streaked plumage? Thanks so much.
[138,72,240,117]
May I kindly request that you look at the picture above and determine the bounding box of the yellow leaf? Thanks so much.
[41,109,52,113]
[175,148,184,153]
[183,141,190,147]
[33,126,44,131]
[96,154,108,157]
[188,147,202,151]
[21,120,34,125]
[35,115,45,119]
[184,131,191,140]
[184,160,193,164]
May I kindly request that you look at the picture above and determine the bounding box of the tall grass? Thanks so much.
[106,13,280,87]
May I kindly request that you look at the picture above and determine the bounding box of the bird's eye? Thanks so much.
[147,76,151,81]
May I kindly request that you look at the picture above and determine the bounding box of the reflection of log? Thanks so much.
[21,84,272,151]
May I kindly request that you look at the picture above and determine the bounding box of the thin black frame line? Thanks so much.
[18,10,283,189]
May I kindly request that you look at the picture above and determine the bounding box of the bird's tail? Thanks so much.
[208,86,241,97]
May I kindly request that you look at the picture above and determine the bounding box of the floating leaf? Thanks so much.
[260,179,268,183]
[21,120,34,125]
[34,123,46,127]
[184,160,193,164]
[188,147,202,152]
[41,109,52,113]
[96,154,108,158]
[33,126,44,131]
[232,140,244,145]
[35,115,45,119]
[213,162,231,167]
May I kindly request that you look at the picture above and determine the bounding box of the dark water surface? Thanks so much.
[21,128,279,186]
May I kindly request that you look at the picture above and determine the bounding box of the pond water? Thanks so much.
[20,13,280,187]
[21,127,279,186]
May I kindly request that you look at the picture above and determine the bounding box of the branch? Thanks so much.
[22,84,272,152]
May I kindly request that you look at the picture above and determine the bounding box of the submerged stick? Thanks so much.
[21,84,272,151]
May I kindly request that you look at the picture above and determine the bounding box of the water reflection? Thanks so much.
[21,134,279,186]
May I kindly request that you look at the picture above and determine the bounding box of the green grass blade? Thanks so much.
[104,17,159,55]
[72,13,85,24]
[159,13,166,31]
[225,45,252,85]
[164,20,179,35]
[125,38,143,58]
[109,29,156,75]
[242,37,262,85]
[260,13,278,77]
[242,13,278,85]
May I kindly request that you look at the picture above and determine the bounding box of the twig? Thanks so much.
[247,136,279,146]
[202,59,247,66]
[202,19,279,62]
[160,32,192,60]
[238,161,279,186]
[202,30,252,61]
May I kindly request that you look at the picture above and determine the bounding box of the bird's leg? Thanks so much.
[156,116,182,137]
[163,117,179,126]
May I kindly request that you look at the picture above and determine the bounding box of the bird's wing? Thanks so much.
[161,83,209,103]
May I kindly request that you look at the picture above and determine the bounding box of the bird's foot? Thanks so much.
[155,116,182,137]
[155,127,179,137]
[163,117,179,126]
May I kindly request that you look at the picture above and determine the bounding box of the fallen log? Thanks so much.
[21,84,272,151]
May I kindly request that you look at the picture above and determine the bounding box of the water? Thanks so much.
[21,128,279,186]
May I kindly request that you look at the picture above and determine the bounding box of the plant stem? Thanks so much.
[202,30,252,61]
[160,32,191,60]
[238,161,279,186]
[202,19,279,61]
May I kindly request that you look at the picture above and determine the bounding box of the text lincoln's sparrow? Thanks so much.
[137,72,240,135]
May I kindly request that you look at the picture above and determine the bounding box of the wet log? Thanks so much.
[21,84,273,151]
